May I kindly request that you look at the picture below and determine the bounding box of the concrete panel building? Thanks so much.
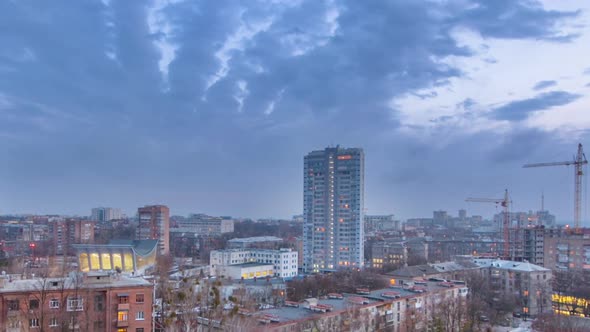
[303,146,364,273]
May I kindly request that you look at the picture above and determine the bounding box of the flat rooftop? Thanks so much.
[228,236,283,243]
[0,273,152,293]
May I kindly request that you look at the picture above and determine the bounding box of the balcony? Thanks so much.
[118,303,130,310]
[117,320,129,328]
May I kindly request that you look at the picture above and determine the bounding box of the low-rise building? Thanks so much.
[258,280,468,332]
[210,248,298,279]
[472,258,552,316]
[0,272,153,332]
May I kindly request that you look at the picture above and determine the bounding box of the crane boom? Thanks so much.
[523,161,575,168]
[523,143,588,232]
[465,189,510,258]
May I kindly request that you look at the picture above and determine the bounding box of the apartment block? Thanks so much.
[259,280,468,332]
[50,219,95,256]
[0,272,153,332]
[303,146,365,273]
[544,232,590,270]
[137,205,170,256]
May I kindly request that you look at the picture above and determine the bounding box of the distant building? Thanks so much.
[90,207,123,222]
[371,238,428,270]
[303,146,364,273]
[177,214,234,236]
[50,219,95,256]
[433,210,449,226]
[210,248,298,279]
[458,209,467,220]
[227,236,284,249]
[522,226,546,266]
[72,239,158,276]
[136,205,169,255]
[0,272,153,332]
[364,215,399,233]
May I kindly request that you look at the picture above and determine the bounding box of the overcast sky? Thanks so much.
[1,0,590,223]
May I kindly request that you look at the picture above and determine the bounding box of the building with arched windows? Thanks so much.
[72,240,158,276]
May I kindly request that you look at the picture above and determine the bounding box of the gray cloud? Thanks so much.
[533,80,557,90]
[0,0,586,219]
[491,91,581,121]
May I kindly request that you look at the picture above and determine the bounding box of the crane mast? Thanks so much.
[466,189,510,259]
[523,143,588,233]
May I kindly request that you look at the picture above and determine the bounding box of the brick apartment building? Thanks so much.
[0,272,153,332]
[137,205,170,256]
[50,219,95,256]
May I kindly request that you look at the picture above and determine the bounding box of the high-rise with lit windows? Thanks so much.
[303,146,365,273]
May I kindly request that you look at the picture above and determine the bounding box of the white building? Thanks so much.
[210,248,298,279]
[178,214,234,235]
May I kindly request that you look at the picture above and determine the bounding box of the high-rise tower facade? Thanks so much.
[303,146,364,273]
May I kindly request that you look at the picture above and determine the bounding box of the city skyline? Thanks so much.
[1,1,590,223]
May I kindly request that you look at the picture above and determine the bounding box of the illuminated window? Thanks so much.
[101,253,112,270]
[112,253,122,271]
[90,253,100,270]
[118,311,128,322]
[123,253,134,271]
[79,253,89,272]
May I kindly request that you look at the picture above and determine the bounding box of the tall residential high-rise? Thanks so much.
[303,146,364,273]
[91,207,123,222]
[136,205,170,255]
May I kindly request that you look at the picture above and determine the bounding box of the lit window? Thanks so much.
[118,311,129,322]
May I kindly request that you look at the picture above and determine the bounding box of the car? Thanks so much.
[512,312,522,318]
[479,315,490,322]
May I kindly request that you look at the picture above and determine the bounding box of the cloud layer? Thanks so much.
[0,0,589,223]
